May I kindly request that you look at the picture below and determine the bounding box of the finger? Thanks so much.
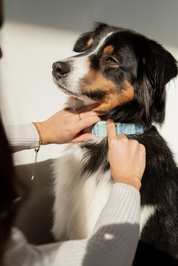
[107,119,117,141]
[71,133,98,143]
[76,116,101,132]
[138,143,146,159]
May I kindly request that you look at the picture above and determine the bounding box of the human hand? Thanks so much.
[35,108,101,145]
[107,119,146,190]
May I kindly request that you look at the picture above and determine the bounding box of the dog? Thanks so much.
[52,23,178,265]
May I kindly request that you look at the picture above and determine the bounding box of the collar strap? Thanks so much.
[92,121,146,137]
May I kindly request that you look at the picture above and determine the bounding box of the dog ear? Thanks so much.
[136,39,177,124]
[93,22,108,32]
[73,22,108,53]
[73,31,93,53]
[149,40,178,86]
[140,40,178,124]
[142,40,178,90]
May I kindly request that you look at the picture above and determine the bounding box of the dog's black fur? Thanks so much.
[53,23,178,265]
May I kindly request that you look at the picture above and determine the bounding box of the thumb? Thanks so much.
[107,119,117,141]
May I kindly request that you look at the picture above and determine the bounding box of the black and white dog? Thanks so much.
[52,23,178,265]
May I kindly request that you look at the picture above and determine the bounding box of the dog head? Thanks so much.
[52,23,177,126]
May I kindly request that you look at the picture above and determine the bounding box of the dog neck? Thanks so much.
[65,97,151,137]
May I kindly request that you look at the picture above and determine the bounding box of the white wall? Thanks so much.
[1,0,178,166]
[1,21,78,165]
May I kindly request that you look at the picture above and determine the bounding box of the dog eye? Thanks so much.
[105,57,118,65]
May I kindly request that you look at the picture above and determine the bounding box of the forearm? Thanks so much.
[91,183,140,266]
[5,124,39,152]
[4,183,140,266]
[40,184,140,266]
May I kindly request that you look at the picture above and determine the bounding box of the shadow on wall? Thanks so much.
[14,159,55,245]
[4,0,178,47]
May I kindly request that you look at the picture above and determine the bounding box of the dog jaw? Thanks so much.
[80,75,135,111]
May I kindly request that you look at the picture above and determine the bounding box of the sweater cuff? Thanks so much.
[5,123,39,152]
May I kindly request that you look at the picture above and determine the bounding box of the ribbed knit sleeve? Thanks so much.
[4,183,140,266]
[5,124,39,152]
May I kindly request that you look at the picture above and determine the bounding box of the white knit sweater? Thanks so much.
[4,123,140,266]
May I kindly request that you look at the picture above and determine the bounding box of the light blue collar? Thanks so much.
[92,121,146,137]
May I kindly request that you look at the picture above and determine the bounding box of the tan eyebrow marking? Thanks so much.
[100,45,118,68]
[87,38,93,47]
[103,45,114,55]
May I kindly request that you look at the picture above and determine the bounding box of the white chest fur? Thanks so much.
[52,143,154,240]
[52,143,113,240]
[140,205,156,235]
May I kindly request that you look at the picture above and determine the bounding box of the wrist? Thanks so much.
[34,122,48,145]
[112,174,142,191]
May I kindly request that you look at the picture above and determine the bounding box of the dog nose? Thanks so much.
[52,61,70,79]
